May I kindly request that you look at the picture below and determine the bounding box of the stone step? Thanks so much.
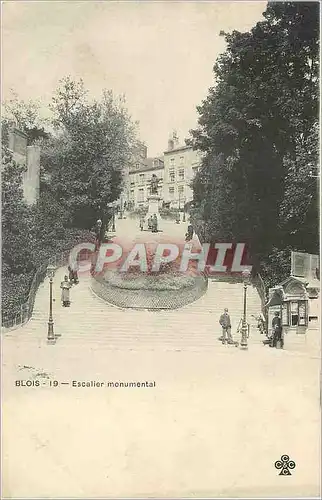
[3,336,263,348]
[10,263,263,352]
[6,330,263,343]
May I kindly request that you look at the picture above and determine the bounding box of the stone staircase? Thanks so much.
[3,264,264,352]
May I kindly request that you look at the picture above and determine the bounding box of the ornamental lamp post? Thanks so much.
[240,268,252,350]
[46,264,56,344]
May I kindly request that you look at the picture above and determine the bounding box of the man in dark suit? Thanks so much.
[219,308,234,344]
[271,311,283,348]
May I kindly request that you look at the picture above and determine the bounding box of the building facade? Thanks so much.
[128,157,164,209]
[163,135,201,209]
[123,133,201,210]
[118,141,148,211]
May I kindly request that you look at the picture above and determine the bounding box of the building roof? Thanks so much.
[164,144,191,154]
[129,157,164,174]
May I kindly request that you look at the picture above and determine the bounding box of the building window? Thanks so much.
[178,185,184,195]
[139,173,145,185]
[283,300,308,327]
[130,190,134,200]
[292,254,306,277]
[136,163,140,170]
[192,166,198,177]
[179,169,184,180]
[170,158,175,168]
[169,169,175,183]
[298,301,307,326]
[138,188,144,202]
[169,187,175,198]
[180,156,184,166]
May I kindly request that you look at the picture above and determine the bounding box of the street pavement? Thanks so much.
[1,215,321,498]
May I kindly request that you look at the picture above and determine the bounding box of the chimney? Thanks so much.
[168,138,174,151]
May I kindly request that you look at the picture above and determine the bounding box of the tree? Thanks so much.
[189,2,319,278]
[1,145,34,274]
[42,77,137,229]
[2,90,49,145]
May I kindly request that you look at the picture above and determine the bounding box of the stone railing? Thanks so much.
[1,250,72,330]
[2,248,94,330]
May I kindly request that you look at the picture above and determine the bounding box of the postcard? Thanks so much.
[1,1,320,498]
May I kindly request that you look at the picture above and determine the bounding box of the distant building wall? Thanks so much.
[163,142,201,208]
[121,134,202,210]
[9,128,28,165]
[24,145,40,205]
[129,160,164,208]
[8,128,40,205]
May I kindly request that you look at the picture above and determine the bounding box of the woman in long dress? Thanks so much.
[60,275,71,307]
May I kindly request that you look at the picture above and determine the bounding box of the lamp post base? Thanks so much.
[47,320,56,344]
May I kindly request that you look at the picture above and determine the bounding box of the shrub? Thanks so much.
[159,207,178,220]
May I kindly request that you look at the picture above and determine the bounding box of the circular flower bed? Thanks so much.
[91,268,208,310]
[104,270,196,291]
[90,238,208,309]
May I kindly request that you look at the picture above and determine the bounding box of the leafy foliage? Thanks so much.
[1,144,95,319]
[2,90,49,145]
[2,77,137,320]
[42,77,137,229]
[189,2,319,282]
[1,146,34,274]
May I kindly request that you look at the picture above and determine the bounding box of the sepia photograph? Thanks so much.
[1,1,320,498]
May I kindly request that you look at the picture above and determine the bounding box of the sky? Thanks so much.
[2,1,266,156]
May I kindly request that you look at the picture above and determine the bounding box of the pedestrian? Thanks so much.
[68,266,74,284]
[139,216,145,231]
[148,216,153,231]
[257,313,266,335]
[72,261,79,284]
[60,275,71,307]
[185,224,194,241]
[152,214,158,233]
[96,218,102,237]
[219,308,234,344]
[271,311,283,348]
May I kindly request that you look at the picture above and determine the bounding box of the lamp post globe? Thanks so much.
[242,268,251,282]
